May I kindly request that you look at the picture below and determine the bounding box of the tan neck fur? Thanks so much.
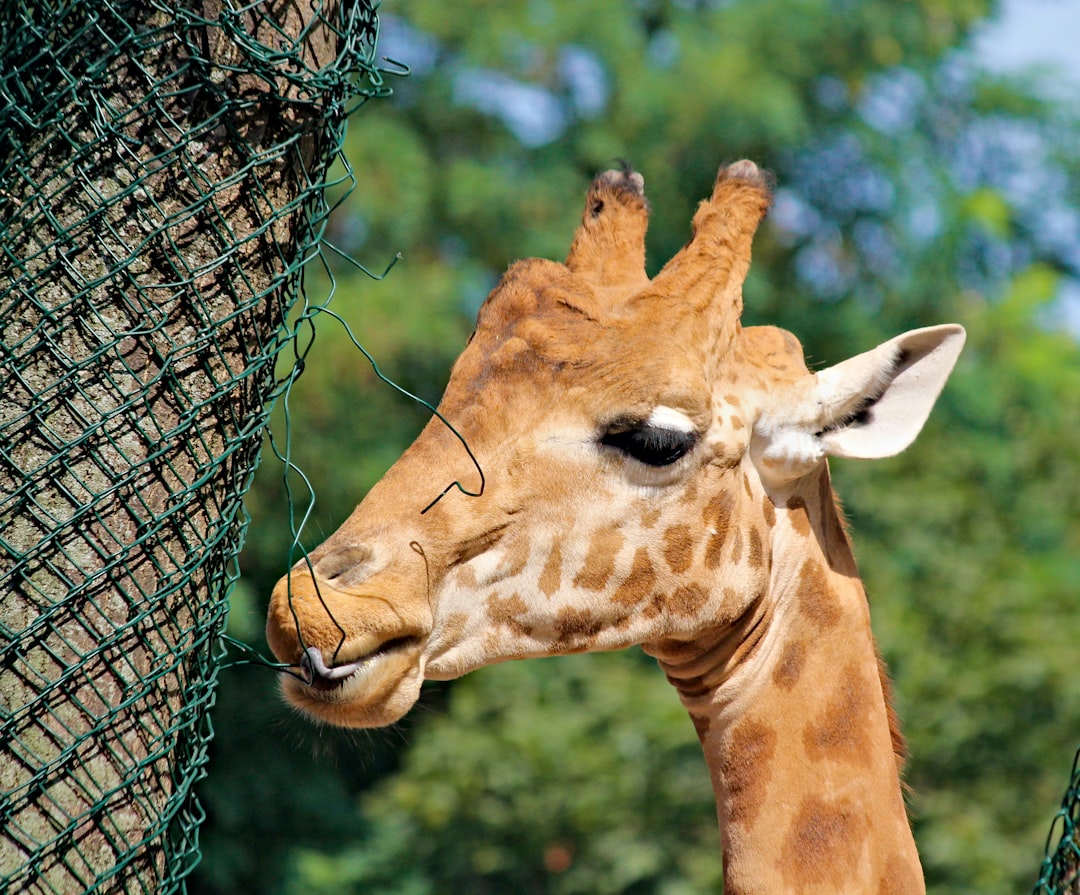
[647,466,921,895]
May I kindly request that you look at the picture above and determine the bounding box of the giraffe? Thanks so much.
[265,160,965,894]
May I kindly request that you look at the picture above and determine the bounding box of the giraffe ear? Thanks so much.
[815,324,966,460]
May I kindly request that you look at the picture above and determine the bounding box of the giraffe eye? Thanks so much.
[600,424,698,467]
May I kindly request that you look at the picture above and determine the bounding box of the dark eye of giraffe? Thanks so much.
[600,423,698,467]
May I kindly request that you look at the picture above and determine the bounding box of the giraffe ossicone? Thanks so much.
[266,160,964,893]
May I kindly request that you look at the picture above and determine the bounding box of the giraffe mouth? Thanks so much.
[279,633,427,728]
[300,646,364,691]
[299,638,423,692]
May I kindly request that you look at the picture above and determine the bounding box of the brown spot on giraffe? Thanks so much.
[720,718,777,829]
[772,639,807,691]
[454,565,478,589]
[780,795,868,890]
[572,526,623,591]
[703,491,733,569]
[554,607,603,642]
[762,494,776,528]
[702,532,722,569]
[702,490,733,531]
[728,529,744,566]
[662,524,695,574]
[539,541,562,597]
[798,558,842,629]
[709,442,740,469]
[640,507,660,529]
[642,589,668,619]
[501,537,531,579]
[611,547,657,607]
[486,593,532,637]
[667,582,709,618]
[803,661,876,768]
[748,527,764,569]
[786,495,812,538]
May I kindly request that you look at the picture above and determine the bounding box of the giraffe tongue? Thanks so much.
[300,646,365,689]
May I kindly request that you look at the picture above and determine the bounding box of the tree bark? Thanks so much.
[0,1,355,890]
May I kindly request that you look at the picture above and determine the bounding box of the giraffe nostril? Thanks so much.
[312,545,373,584]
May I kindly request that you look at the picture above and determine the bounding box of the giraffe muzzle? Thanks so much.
[265,562,434,726]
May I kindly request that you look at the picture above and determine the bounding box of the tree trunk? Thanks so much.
[0,1,359,890]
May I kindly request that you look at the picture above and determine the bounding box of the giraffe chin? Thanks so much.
[279,644,424,728]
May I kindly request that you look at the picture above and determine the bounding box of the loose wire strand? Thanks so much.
[227,226,484,676]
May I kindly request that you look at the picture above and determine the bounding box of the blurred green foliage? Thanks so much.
[192,2,1080,893]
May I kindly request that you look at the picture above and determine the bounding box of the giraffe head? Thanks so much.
[265,161,964,729]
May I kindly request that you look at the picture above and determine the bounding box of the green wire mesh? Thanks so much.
[0,1,390,891]
[1035,746,1080,895]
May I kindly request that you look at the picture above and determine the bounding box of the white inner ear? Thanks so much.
[816,324,966,460]
[647,405,697,432]
[750,324,965,487]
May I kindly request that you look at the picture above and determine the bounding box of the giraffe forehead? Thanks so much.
[453,271,815,434]
[471,264,708,370]
[453,320,711,428]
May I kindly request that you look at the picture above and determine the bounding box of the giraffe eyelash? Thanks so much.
[599,423,699,467]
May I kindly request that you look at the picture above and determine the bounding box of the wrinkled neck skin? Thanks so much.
[646,464,924,895]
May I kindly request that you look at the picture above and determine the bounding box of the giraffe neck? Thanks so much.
[645,468,924,895]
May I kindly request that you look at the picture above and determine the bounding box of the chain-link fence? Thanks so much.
[1035,746,1080,895]
[0,1,389,891]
